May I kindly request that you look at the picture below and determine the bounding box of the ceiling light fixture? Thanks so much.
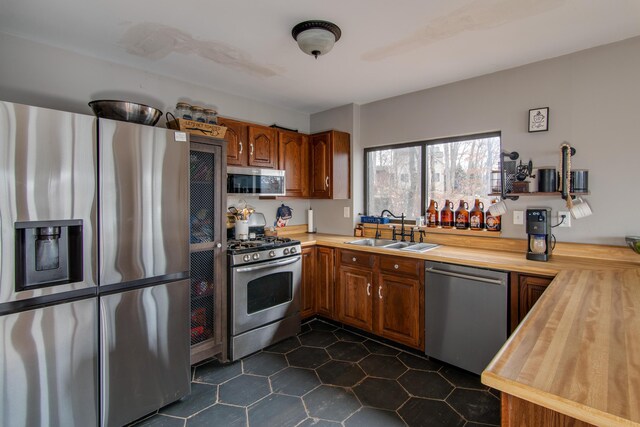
[292,20,341,59]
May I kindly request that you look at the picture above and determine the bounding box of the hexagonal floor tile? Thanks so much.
[398,397,465,427]
[133,414,186,427]
[316,360,366,387]
[287,347,330,369]
[345,408,406,427]
[398,370,454,399]
[326,341,369,362]
[299,330,338,348]
[270,367,320,396]
[243,352,288,376]
[264,336,301,354]
[333,329,367,343]
[297,418,341,427]
[439,365,486,390]
[159,382,216,417]
[303,385,362,422]
[362,340,400,356]
[446,388,500,425]
[219,374,270,406]
[248,394,307,427]
[353,377,409,410]
[358,354,407,379]
[397,352,443,371]
[193,359,242,385]
[187,403,246,427]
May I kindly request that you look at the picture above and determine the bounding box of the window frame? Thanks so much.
[363,131,501,221]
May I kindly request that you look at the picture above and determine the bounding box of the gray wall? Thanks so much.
[358,36,640,245]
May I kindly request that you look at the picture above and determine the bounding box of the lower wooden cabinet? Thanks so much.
[336,266,374,331]
[300,246,316,319]
[315,246,335,319]
[509,273,554,333]
[377,271,423,348]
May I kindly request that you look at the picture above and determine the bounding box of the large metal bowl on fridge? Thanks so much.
[88,100,162,126]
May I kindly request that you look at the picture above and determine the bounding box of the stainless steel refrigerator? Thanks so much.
[0,101,191,427]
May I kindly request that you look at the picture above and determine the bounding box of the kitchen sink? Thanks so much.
[345,239,439,253]
[346,238,396,247]
[398,242,439,253]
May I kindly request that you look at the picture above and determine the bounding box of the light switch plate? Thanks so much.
[343,206,350,218]
[513,210,524,225]
[558,211,571,227]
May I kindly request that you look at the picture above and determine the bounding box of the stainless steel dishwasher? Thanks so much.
[425,261,508,375]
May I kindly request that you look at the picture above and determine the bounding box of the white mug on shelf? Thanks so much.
[570,197,593,219]
[488,200,508,217]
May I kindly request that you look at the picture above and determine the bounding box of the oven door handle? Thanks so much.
[235,256,301,272]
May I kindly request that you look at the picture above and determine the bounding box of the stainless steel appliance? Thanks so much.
[227,166,286,196]
[425,261,508,375]
[98,118,190,427]
[0,102,99,427]
[228,236,301,360]
[526,208,552,262]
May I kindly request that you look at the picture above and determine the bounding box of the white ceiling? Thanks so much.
[1,0,639,114]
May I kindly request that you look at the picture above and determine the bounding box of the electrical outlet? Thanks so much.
[558,211,571,227]
[343,206,350,218]
[513,210,524,225]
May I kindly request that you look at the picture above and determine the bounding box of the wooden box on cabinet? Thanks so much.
[300,246,316,319]
[315,246,335,319]
[310,130,350,199]
[278,130,309,197]
[509,272,554,333]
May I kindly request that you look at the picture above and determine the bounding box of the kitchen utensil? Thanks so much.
[234,220,249,240]
[228,206,238,215]
[625,236,640,254]
[570,197,592,219]
[88,100,162,126]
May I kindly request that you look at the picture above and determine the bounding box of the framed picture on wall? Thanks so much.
[528,107,549,132]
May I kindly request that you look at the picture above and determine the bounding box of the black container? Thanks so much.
[571,170,589,193]
[537,168,556,193]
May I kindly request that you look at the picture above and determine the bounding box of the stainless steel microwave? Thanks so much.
[227,166,286,196]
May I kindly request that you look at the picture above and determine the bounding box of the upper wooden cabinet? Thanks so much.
[218,117,248,167]
[248,124,277,168]
[278,131,309,197]
[310,130,350,199]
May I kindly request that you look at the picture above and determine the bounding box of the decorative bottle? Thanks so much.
[455,200,469,229]
[426,200,439,227]
[440,200,454,228]
[469,199,485,231]
[485,199,502,232]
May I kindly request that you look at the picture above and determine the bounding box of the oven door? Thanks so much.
[231,255,301,335]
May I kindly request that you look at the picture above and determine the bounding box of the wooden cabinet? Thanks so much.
[188,135,227,364]
[300,246,316,319]
[509,273,554,333]
[278,131,309,197]
[315,246,335,319]
[310,130,350,199]
[248,124,277,168]
[218,117,248,166]
[335,249,424,350]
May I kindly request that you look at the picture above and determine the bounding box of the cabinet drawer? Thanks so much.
[379,256,421,277]
[339,250,375,269]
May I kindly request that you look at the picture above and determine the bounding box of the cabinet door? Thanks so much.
[310,132,331,198]
[330,130,351,200]
[278,131,309,197]
[301,246,316,319]
[518,274,553,319]
[336,266,374,331]
[376,273,422,349]
[218,117,248,166]
[248,125,277,168]
[315,247,335,319]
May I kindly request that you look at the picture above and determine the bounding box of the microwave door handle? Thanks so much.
[235,256,301,272]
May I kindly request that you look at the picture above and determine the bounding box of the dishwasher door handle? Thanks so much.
[426,267,504,285]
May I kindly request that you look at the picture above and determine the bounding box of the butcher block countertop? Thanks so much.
[482,268,640,426]
[286,232,640,425]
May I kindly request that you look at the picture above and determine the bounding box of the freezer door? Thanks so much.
[99,119,189,287]
[0,102,97,304]
[0,298,98,427]
[100,279,190,427]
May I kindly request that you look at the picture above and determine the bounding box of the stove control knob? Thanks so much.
[252,253,260,260]
[269,250,276,258]
[283,248,290,255]
[243,254,251,262]
[290,247,297,254]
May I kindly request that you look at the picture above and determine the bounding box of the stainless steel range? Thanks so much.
[228,236,301,360]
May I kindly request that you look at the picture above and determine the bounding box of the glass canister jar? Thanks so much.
[191,106,205,123]
[175,102,192,120]
[204,109,218,125]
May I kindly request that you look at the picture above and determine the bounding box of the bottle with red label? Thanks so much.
[485,199,502,232]
[469,199,485,231]
[455,200,469,229]
[426,199,439,227]
[440,200,454,228]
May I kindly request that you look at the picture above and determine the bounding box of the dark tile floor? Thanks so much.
[133,319,500,427]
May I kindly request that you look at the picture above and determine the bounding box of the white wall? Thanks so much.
[357,36,640,245]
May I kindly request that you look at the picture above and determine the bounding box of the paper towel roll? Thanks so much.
[308,209,314,233]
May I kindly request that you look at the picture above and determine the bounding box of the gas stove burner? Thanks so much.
[263,236,292,244]
[227,241,263,250]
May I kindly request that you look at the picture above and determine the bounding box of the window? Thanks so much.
[365,133,500,220]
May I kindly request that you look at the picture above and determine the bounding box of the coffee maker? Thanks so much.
[526,208,552,261]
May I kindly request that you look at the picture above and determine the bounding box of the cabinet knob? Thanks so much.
[394,264,399,269]
[216,243,222,248]
[352,257,357,262]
